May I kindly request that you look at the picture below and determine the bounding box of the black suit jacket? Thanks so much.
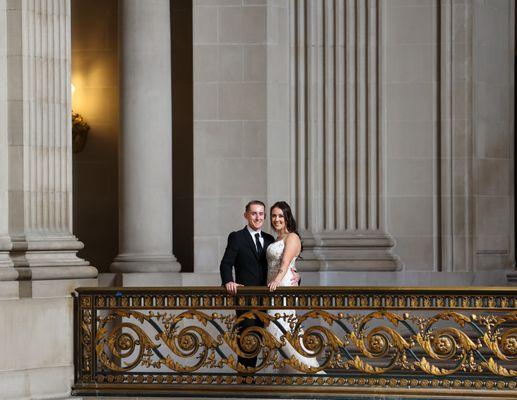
[220,226,275,286]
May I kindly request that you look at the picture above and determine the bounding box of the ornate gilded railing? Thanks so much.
[73,286,517,398]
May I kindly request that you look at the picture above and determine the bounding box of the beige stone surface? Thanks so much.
[471,0,514,273]
[2,1,517,398]
[0,297,75,400]
[193,0,269,275]
[384,0,514,278]
[0,365,74,400]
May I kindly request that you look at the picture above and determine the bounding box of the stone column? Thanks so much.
[111,0,181,281]
[4,0,97,294]
[291,0,400,271]
[0,3,16,287]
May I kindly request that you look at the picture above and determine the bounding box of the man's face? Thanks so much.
[244,204,265,231]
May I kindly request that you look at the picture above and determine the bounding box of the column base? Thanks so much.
[0,266,17,281]
[507,271,517,285]
[14,266,98,281]
[297,231,402,272]
[111,253,182,273]
[0,235,16,281]
[10,235,98,281]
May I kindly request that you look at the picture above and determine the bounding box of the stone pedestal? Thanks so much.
[291,1,400,271]
[111,0,181,275]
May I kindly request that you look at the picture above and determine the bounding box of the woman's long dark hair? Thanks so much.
[270,202,302,251]
[270,201,298,233]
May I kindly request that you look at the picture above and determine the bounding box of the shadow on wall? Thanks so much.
[71,0,119,273]
[172,0,194,273]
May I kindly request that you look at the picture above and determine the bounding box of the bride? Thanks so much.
[265,201,324,374]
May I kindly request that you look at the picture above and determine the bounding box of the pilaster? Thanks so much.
[290,0,400,271]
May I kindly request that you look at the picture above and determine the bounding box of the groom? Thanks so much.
[220,200,274,294]
[220,200,274,369]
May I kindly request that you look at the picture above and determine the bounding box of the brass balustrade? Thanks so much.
[73,286,517,398]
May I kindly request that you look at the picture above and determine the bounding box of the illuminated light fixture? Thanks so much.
[70,83,89,153]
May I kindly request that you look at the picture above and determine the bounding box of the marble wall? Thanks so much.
[384,0,514,283]
[472,0,514,272]
[191,0,515,285]
[193,0,269,274]
[385,0,439,272]
[0,297,75,399]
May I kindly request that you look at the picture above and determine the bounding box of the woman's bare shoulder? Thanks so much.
[285,232,301,244]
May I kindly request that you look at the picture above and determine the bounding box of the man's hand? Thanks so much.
[225,281,243,295]
[290,268,300,286]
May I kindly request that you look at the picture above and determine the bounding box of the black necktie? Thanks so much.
[254,233,263,255]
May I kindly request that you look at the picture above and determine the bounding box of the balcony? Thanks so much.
[73,286,516,398]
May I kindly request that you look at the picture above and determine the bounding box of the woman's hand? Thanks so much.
[268,279,281,292]
[290,268,300,286]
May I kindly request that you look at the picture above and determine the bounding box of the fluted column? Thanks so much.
[5,0,97,282]
[111,0,181,274]
[0,5,16,283]
[291,0,400,271]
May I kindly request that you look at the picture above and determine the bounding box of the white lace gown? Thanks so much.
[265,239,322,373]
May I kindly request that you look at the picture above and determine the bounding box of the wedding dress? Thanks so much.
[265,239,324,374]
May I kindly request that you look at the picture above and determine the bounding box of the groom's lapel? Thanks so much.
[242,227,259,260]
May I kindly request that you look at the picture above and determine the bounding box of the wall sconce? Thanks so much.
[71,83,89,153]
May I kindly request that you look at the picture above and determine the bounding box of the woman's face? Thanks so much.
[271,207,286,232]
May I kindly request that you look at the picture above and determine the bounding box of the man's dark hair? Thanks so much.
[245,200,266,212]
